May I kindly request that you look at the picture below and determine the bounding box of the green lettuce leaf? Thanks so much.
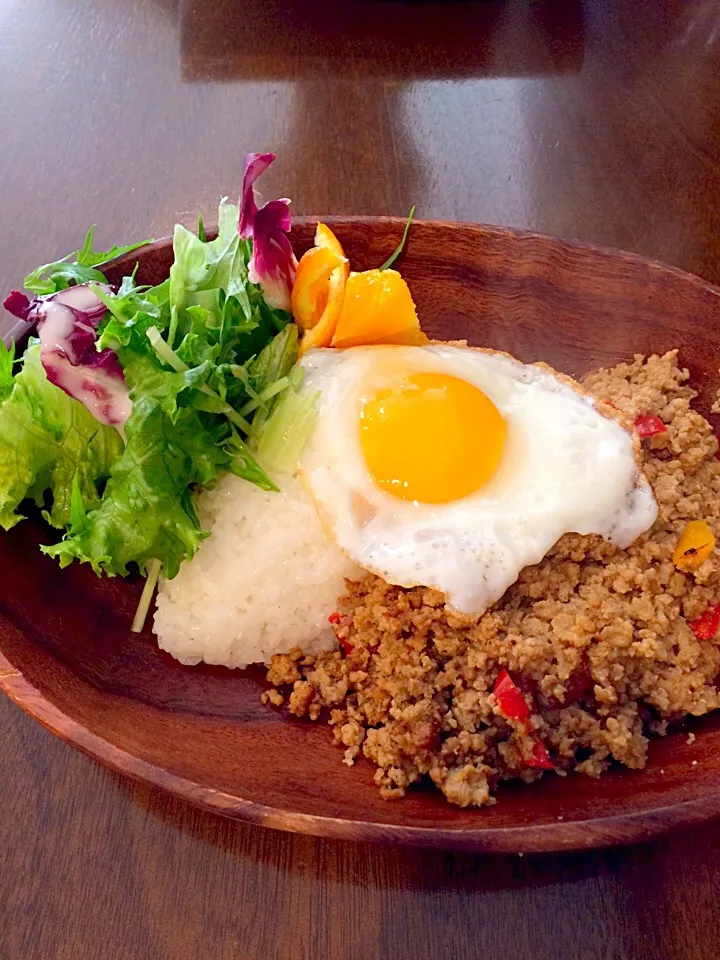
[24,225,151,295]
[11,200,309,588]
[98,272,278,492]
[0,342,123,530]
[254,367,318,476]
[24,261,106,296]
[246,324,299,437]
[168,200,290,365]
[0,340,16,403]
[169,201,247,314]
[42,316,283,578]
[75,225,151,268]
[43,398,230,578]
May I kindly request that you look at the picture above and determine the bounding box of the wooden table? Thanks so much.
[2,1,720,957]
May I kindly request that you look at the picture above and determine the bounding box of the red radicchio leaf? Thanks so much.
[239,151,276,239]
[48,284,110,326]
[248,199,298,312]
[3,290,33,322]
[10,282,133,428]
[238,152,297,312]
[43,347,131,428]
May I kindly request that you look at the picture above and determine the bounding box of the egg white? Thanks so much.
[298,344,658,615]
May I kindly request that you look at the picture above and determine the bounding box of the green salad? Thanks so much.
[1,154,317,630]
[1,151,413,633]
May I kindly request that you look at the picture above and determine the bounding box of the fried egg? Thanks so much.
[298,344,658,615]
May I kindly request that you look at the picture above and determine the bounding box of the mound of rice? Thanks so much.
[154,473,360,668]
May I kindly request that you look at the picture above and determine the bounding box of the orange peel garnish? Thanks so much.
[292,224,350,355]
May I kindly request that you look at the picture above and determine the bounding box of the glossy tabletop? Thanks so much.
[2,1,720,957]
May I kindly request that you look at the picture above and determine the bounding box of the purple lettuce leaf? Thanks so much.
[3,282,132,427]
[239,151,276,239]
[3,290,33,322]
[238,152,297,312]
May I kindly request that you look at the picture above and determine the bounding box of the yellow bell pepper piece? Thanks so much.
[315,222,346,259]
[292,245,346,331]
[292,224,350,355]
[673,520,716,571]
[331,269,428,349]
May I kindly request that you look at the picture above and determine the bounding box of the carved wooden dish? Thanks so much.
[2,218,720,853]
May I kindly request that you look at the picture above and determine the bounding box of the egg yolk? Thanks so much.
[360,372,506,504]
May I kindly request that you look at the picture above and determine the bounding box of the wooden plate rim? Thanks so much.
[3,646,720,853]
[7,216,719,350]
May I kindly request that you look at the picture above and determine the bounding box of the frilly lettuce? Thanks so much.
[4,283,132,427]
[43,397,229,578]
[42,199,307,581]
[0,341,123,530]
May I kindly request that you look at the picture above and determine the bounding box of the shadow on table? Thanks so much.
[179,0,587,82]
[172,0,587,220]
[129,774,687,893]
[124,775,720,957]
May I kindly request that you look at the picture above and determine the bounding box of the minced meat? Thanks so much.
[266,352,720,806]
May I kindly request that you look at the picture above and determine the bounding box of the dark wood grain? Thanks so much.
[180,0,587,81]
[3,0,720,956]
[4,218,720,854]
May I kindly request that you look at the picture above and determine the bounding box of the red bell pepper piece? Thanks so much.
[494,669,553,769]
[525,740,554,770]
[493,668,530,722]
[329,611,354,654]
[634,414,667,438]
[689,604,720,640]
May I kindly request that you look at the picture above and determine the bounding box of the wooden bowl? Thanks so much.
[3,218,720,854]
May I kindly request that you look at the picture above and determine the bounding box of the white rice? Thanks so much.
[153,472,360,668]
